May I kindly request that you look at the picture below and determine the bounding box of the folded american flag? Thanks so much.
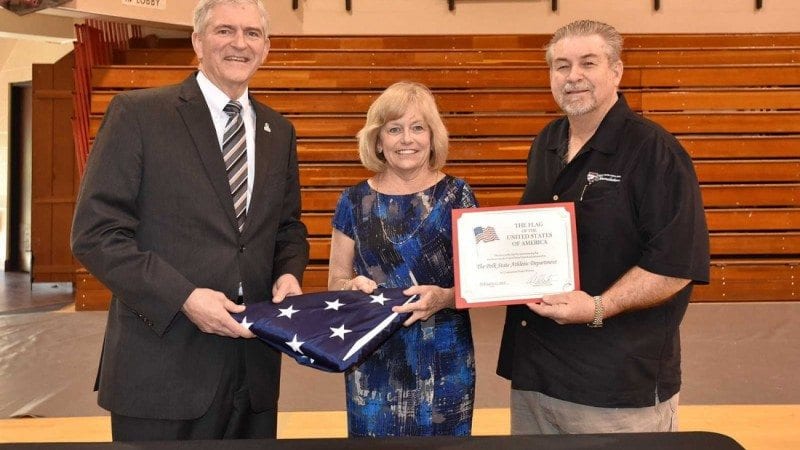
[231,288,417,372]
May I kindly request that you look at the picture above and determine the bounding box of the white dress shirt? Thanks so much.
[196,70,256,212]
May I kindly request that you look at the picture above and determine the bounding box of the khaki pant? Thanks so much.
[510,389,679,434]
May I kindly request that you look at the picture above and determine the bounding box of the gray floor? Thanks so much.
[1,271,798,418]
[0,272,73,314]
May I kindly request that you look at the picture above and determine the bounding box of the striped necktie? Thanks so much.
[222,100,247,232]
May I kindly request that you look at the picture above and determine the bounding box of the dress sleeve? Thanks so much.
[331,189,357,239]
[458,179,479,209]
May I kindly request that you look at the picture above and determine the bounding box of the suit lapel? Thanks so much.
[176,74,240,231]
[243,100,280,237]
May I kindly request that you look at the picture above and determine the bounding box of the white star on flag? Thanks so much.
[278,304,299,319]
[324,299,345,310]
[239,316,253,330]
[369,293,388,305]
[329,324,352,340]
[286,334,304,354]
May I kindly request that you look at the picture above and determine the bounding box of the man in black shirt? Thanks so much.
[496,20,709,434]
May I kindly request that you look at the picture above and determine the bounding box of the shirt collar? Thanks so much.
[545,92,631,157]
[195,70,250,115]
[587,92,630,155]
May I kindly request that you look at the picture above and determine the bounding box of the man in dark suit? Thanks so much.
[71,0,309,441]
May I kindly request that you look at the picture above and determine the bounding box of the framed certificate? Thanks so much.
[452,203,580,308]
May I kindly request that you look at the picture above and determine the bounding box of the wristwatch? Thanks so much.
[588,295,604,328]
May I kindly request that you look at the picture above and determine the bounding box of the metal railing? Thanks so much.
[72,20,141,176]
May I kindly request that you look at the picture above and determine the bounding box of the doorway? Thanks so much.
[5,82,32,273]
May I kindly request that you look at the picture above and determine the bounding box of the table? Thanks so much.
[0,431,745,450]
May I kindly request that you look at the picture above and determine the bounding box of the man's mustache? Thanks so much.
[563,82,593,94]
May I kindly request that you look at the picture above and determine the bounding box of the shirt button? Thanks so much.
[239,245,245,253]
[552,195,559,201]
[521,320,527,327]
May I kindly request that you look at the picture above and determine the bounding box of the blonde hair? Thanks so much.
[356,81,449,173]
[545,19,623,67]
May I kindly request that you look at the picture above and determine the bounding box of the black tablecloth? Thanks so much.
[0,432,745,450]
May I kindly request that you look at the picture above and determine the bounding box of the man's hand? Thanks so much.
[528,267,691,325]
[393,285,454,327]
[272,273,303,303]
[527,290,596,325]
[182,288,255,338]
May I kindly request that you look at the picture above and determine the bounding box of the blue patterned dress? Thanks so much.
[332,175,477,437]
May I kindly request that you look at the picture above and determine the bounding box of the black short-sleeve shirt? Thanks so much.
[496,94,710,408]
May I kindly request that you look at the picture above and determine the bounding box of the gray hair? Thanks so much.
[545,20,623,67]
[193,0,270,36]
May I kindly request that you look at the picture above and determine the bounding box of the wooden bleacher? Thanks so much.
[73,34,800,309]
[116,47,800,67]
[132,32,800,50]
[258,33,800,49]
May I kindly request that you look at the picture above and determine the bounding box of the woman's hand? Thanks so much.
[392,285,454,326]
[339,275,378,293]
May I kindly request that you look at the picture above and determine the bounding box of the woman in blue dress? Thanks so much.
[328,81,477,437]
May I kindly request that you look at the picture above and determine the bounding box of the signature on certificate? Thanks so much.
[526,273,554,287]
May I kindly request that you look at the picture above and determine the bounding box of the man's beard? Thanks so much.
[557,82,597,116]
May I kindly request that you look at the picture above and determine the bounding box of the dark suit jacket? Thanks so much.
[71,73,309,420]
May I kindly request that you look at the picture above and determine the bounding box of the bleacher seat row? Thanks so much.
[73,34,800,309]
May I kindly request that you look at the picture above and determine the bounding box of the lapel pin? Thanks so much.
[263,123,271,133]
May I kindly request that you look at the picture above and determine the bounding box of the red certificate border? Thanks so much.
[452,202,580,309]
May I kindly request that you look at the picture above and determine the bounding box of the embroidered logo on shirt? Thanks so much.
[580,172,622,201]
[586,171,622,184]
